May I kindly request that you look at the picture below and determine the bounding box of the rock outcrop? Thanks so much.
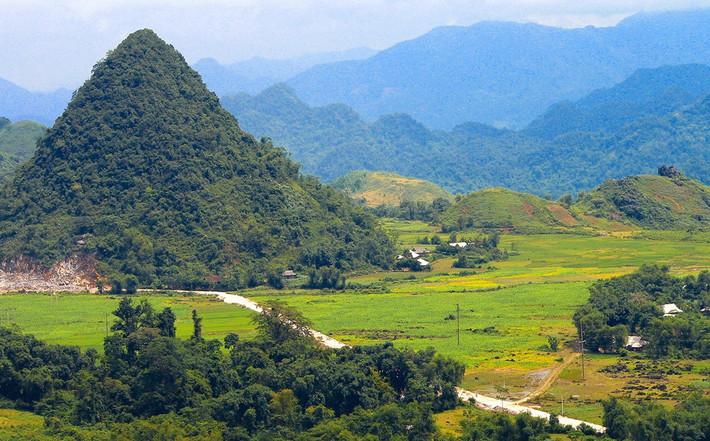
[0,253,97,293]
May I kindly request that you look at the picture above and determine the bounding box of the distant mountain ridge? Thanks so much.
[524,64,710,139]
[195,47,377,96]
[287,9,710,129]
[224,63,710,197]
[0,79,71,126]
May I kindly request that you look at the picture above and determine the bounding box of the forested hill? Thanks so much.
[524,64,710,139]
[0,117,47,183]
[0,29,394,289]
[439,168,710,232]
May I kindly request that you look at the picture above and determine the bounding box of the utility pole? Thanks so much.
[561,397,564,416]
[105,313,109,336]
[580,324,586,381]
[456,303,460,345]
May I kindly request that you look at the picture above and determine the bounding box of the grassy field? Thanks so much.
[5,219,710,429]
[245,221,710,424]
[0,292,257,351]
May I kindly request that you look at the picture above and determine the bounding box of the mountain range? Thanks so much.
[0,79,71,126]
[223,62,710,198]
[7,9,710,130]
[286,9,710,129]
[194,47,377,96]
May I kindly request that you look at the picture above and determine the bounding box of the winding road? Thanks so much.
[172,289,605,433]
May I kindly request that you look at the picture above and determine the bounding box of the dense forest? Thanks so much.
[0,30,395,290]
[0,117,46,183]
[0,299,464,440]
[574,264,710,358]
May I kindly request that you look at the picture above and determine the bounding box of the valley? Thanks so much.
[4,10,710,439]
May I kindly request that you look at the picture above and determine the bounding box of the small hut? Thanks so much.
[626,336,648,351]
[662,303,683,316]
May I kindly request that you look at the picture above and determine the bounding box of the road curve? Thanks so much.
[162,289,604,432]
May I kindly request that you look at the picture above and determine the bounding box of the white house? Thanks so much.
[626,336,648,350]
[662,303,683,316]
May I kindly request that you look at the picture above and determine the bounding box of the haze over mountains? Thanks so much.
[194,47,377,96]
[7,9,710,130]
[286,9,710,129]
[223,61,710,197]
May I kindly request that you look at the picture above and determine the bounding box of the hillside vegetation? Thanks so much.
[0,30,394,289]
[439,169,710,233]
[0,117,46,182]
[330,170,453,207]
[438,188,576,232]
[225,64,710,197]
[576,170,710,230]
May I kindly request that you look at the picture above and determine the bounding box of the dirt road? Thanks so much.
[176,289,605,433]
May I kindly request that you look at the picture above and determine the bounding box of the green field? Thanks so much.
[5,220,710,426]
[0,292,257,351]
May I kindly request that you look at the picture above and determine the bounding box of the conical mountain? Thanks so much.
[0,29,393,289]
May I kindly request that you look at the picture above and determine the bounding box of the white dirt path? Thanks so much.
[164,289,604,432]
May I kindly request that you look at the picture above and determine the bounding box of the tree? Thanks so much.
[111,298,140,336]
[110,278,123,294]
[253,301,314,345]
[191,309,203,342]
[156,307,176,338]
[124,275,138,294]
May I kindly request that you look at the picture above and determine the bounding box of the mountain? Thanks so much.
[287,9,710,129]
[439,169,710,233]
[525,64,710,139]
[575,169,710,230]
[0,30,394,290]
[0,119,47,182]
[221,83,539,189]
[225,63,710,198]
[330,170,453,207]
[0,78,72,126]
[194,47,377,96]
[438,188,577,232]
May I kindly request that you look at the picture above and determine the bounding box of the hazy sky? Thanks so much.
[2,1,710,91]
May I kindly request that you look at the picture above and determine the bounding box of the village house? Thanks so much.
[626,335,648,351]
[662,303,683,316]
[282,270,297,279]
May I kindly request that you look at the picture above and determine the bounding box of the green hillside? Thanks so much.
[330,170,453,207]
[0,118,46,182]
[223,66,710,198]
[438,168,710,233]
[0,30,394,289]
[438,188,578,232]
[0,119,46,158]
[574,168,710,230]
